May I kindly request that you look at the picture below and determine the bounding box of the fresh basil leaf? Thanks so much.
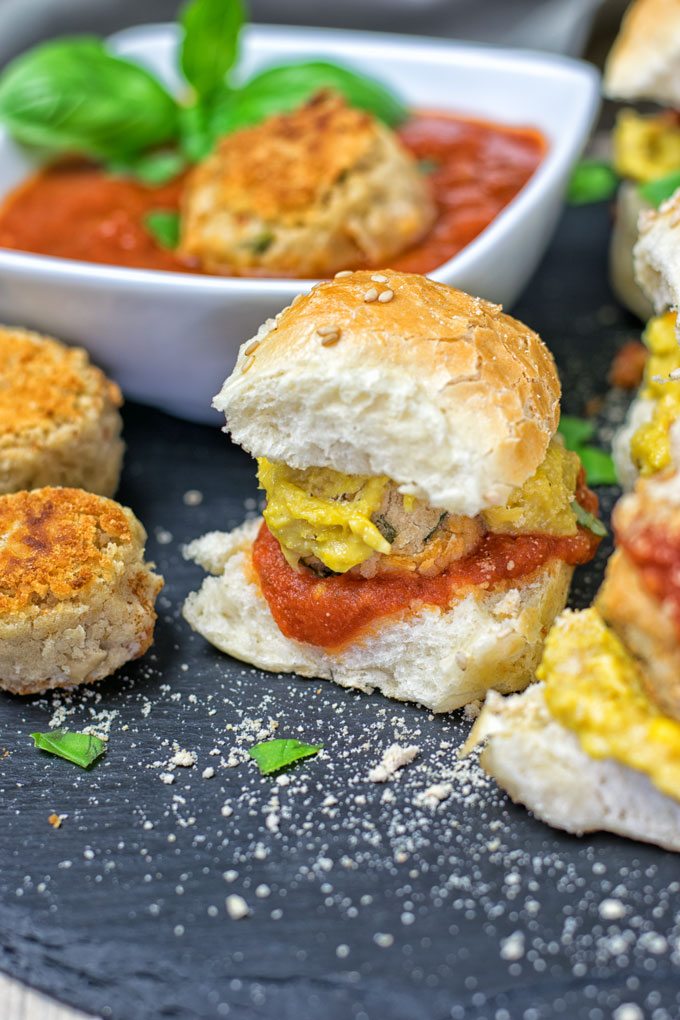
[577,447,617,486]
[108,150,186,185]
[179,101,217,161]
[31,729,106,769]
[638,170,680,209]
[558,415,595,450]
[145,210,181,249]
[248,738,322,776]
[0,38,179,159]
[211,60,407,137]
[180,0,244,99]
[567,160,618,205]
[571,501,607,538]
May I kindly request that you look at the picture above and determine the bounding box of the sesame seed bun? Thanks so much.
[179,93,434,277]
[0,487,163,696]
[214,271,561,517]
[634,189,680,314]
[182,519,573,714]
[0,326,124,496]
[604,0,680,107]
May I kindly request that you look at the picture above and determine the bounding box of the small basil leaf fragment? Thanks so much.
[180,0,244,99]
[108,150,186,186]
[567,160,618,205]
[211,60,408,136]
[558,415,595,450]
[31,729,106,769]
[0,38,179,159]
[638,170,680,209]
[571,501,608,537]
[577,446,618,486]
[248,738,322,776]
[145,210,181,249]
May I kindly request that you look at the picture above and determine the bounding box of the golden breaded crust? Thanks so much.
[216,271,560,515]
[597,548,680,721]
[0,326,121,442]
[0,487,163,695]
[0,326,124,497]
[187,92,377,220]
[0,487,133,615]
[604,0,680,104]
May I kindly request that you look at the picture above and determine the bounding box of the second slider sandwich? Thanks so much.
[183,271,603,712]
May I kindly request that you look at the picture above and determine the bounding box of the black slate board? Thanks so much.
[2,203,680,1020]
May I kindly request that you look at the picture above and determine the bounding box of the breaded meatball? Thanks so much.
[179,92,435,277]
[0,487,163,695]
[0,326,124,496]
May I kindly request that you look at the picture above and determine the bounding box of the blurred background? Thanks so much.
[0,0,629,67]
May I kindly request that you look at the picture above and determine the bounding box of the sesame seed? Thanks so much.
[371,274,388,283]
[317,325,341,347]
[316,325,338,336]
[243,340,259,356]
[364,288,378,302]
[378,289,394,303]
[335,269,352,278]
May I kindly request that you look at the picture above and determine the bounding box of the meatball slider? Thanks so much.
[604,0,680,319]
[613,193,680,488]
[179,92,434,278]
[183,271,602,712]
[467,472,680,851]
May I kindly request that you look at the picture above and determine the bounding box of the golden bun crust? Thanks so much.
[0,488,163,695]
[182,519,573,713]
[215,271,561,516]
[0,325,124,496]
[604,0,680,105]
[180,93,434,277]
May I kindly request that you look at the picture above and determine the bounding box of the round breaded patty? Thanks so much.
[0,487,163,695]
[0,325,124,496]
[180,92,435,277]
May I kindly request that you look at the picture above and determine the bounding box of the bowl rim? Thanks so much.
[0,22,600,297]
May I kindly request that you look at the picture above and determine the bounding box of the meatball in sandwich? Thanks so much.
[183,271,602,712]
[467,471,680,852]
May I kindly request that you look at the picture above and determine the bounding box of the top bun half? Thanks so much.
[604,0,680,106]
[634,190,680,312]
[214,271,560,516]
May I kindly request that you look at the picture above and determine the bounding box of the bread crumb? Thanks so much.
[170,749,196,768]
[463,700,482,721]
[226,894,250,920]
[414,782,453,809]
[48,813,64,829]
[368,743,419,783]
[500,931,525,961]
[599,897,626,920]
[202,767,215,779]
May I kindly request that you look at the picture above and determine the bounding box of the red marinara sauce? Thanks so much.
[252,478,601,651]
[0,112,544,276]
[619,526,680,633]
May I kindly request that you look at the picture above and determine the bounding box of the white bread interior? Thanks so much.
[213,271,560,518]
[182,519,573,714]
[634,188,680,313]
[468,686,680,852]
[604,0,680,107]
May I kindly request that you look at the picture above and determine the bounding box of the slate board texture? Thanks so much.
[2,203,680,1020]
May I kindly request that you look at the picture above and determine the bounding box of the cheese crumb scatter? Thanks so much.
[368,743,419,783]
[202,767,215,779]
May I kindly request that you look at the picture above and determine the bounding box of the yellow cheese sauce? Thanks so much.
[613,109,680,183]
[538,608,680,801]
[257,460,390,573]
[257,442,581,574]
[630,311,680,476]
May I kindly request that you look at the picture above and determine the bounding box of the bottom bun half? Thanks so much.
[182,518,572,713]
[470,687,680,852]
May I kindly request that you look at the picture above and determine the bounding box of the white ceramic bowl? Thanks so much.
[0,24,599,423]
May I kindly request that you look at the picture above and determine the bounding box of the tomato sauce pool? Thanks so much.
[0,112,545,276]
